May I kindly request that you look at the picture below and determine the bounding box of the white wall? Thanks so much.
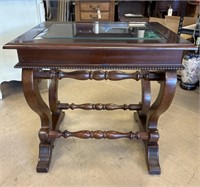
[0,0,45,99]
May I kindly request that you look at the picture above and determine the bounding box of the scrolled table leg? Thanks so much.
[147,71,177,174]
[135,70,177,174]
[140,70,151,117]
[48,71,65,131]
[22,69,54,173]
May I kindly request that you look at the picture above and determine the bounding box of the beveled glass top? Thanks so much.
[35,22,164,40]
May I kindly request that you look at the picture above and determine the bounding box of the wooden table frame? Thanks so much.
[4,22,196,175]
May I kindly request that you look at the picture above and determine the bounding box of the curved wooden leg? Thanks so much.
[48,73,65,131]
[135,71,177,174]
[37,142,53,172]
[22,69,53,173]
[146,71,177,174]
[134,70,151,125]
[139,70,151,118]
[134,70,151,129]
[146,71,177,130]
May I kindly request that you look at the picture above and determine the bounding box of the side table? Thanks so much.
[3,21,196,174]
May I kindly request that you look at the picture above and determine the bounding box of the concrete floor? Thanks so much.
[0,76,199,187]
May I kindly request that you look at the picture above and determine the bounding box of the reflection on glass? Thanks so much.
[38,22,164,40]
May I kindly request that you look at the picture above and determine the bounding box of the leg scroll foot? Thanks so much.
[36,142,53,173]
[146,143,161,175]
[134,112,161,175]
[37,111,65,173]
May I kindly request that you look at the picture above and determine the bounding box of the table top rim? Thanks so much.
[3,21,197,51]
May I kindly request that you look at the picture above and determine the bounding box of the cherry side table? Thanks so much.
[3,21,196,174]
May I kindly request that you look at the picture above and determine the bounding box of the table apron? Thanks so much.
[16,49,183,69]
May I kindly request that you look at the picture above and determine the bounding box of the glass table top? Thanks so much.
[35,22,164,41]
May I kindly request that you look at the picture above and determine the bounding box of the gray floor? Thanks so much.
[0,76,199,187]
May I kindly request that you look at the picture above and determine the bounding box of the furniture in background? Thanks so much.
[0,0,45,99]
[43,1,200,22]
[177,1,199,36]
[4,21,196,174]
[118,1,150,22]
[184,0,200,17]
[153,0,183,18]
[152,0,199,18]
[75,0,115,21]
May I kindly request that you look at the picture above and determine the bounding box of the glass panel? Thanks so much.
[36,22,164,40]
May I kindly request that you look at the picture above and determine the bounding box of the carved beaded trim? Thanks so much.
[15,65,183,70]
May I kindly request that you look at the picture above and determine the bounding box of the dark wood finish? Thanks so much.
[34,70,164,81]
[140,70,151,116]
[57,103,141,111]
[135,71,177,174]
[48,130,150,140]
[16,48,184,69]
[3,21,196,175]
